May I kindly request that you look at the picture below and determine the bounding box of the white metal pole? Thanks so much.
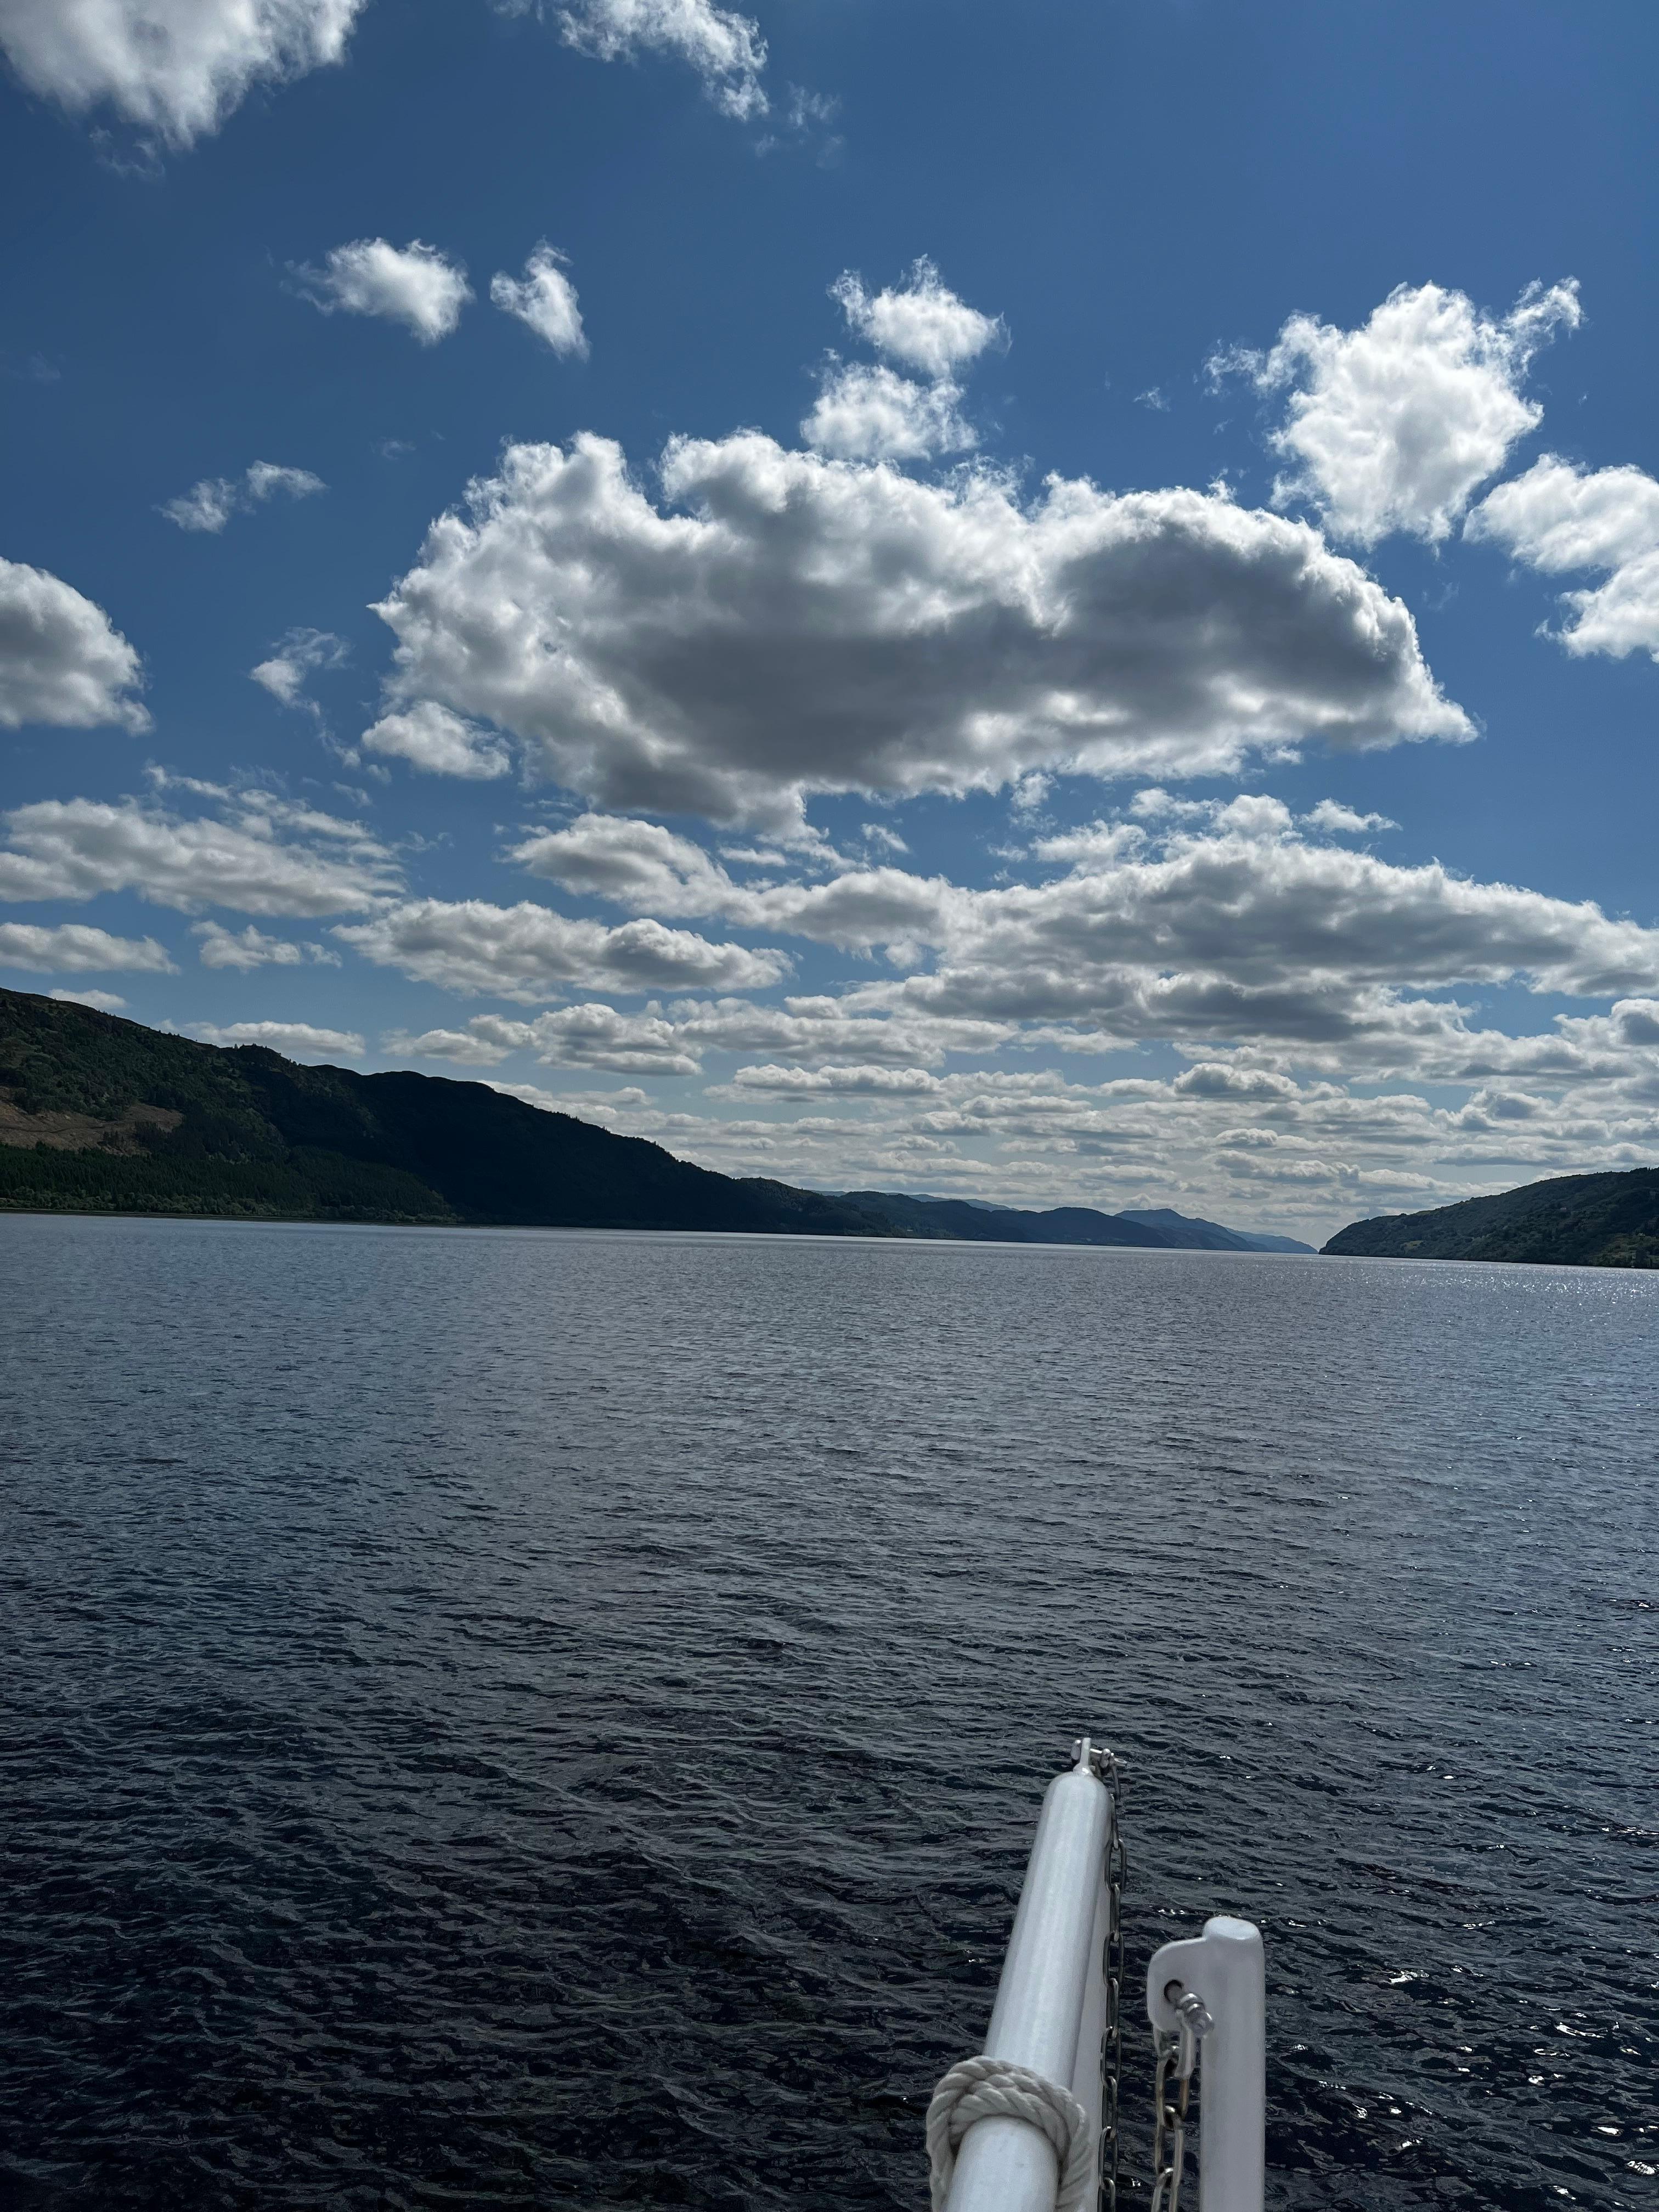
[1068,1870,1109,2145]
[944,1754,1113,2212]
[1145,1916,1266,2212]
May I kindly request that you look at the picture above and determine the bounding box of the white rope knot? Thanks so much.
[926,2053,1093,2212]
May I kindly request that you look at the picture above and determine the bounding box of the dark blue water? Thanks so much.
[2,1216,1655,2211]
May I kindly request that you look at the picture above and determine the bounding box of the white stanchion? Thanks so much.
[1146,1917,1266,2212]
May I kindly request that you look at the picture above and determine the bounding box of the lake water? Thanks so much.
[2,1215,1655,2211]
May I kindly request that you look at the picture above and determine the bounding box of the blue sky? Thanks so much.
[3,0,1656,1239]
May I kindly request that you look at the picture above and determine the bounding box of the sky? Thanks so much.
[2,0,1656,1243]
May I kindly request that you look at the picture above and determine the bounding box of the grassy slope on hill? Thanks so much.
[0,988,893,1236]
[1322,1169,1659,1268]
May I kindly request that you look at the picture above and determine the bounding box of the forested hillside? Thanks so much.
[1322,1170,1659,1268]
[0,988,895,1235]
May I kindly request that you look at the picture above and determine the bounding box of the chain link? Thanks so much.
[1149,1991,1212,2212]
[1068,1745,1128,2212]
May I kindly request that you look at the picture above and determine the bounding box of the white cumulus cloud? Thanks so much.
[0,0,366,148]
[193,919,338,968]
[1467,454,1659,572]
[161,459,325,532]
[841,808,1659,1066]
[382,1025,515,1066]
[725,1061,943,1097]
[1553,552,1659,662]
[505,799,1659,1086]
[496,1005,707,1076]
[193,1018,364,1059]
[0,919,174,973]
[831,259,1004,378]
[552,0,769,120]
[0,557,148,730]
[0,791,399,915]
[804,260,997,462]
[510,811,735,913]
[371,431,1469,831]
[360,699,511,778]
[490,244,587,357]
[1466,453,1659,661]
[1299,800,1397,836]
[335,897,789,1001]
[512,814,955,951]
[802,361,975,462]
[294,238,471,343]
[1234,279,1581,545]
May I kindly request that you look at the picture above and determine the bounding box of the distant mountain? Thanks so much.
[0,988,896,1238]
[849,1194,1318,1248]
[1322,1170,1659,1269]
[893,1193,1006,1211]
[1120,1206,1313,1255]
[842,1193,1312,1252]
[841,1191,1167,1246]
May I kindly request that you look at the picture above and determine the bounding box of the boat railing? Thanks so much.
[927,1739,1265,2212]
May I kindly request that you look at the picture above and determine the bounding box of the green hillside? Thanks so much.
[1322,1169,1659,1269]
[0,987,895,1237]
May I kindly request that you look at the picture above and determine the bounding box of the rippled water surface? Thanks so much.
[2,1216,1656,2211]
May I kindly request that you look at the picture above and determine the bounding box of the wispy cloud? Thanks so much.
[550,0,770,120]
[490,244,588,357]
[161,460,325,534]
[250,629,349,714]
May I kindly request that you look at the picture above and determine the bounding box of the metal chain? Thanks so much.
[1149,1991,1213,2212]
[1069,1743,1127,2212]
